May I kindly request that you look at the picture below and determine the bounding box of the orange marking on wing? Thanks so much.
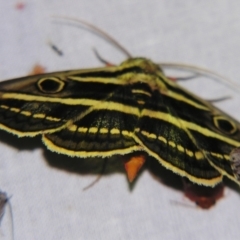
[15,2,26,10]
[167,77,177,82]
[29,64,46,75]
[124,154,146,182]
[106,63,115,67]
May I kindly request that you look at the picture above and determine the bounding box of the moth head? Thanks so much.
[120,58,163,74]
[37,77,65,94]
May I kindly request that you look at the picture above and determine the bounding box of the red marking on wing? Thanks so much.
[123,153,146,182]
[183,180,224,209]
[29,64,46,75]
[15,2,26,10]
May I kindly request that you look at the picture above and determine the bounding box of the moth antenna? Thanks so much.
[82,175,102,191]
[169,72,231,102]
[52,16,132,59]
[159,62,240,93]
[168,74,199,81]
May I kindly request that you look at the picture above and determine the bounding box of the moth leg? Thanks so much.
[168,74,231,102]
[93,48,115,66]
[206,96,231,103]
[82,159,108,191]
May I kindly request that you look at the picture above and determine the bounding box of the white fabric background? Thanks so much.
[1,1,240,240]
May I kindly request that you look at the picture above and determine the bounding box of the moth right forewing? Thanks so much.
[0,66,129,137]
[42,80,143,158]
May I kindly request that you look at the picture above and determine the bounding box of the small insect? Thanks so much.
[0,191,14,240]
[1,17,240,209]
[0,191,8,224]
[48,41,63,56]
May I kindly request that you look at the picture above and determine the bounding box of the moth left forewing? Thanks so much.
[129,61,240,186]
[197,102,240,184]
[163,73,240,185]
[133,72,222,186]
[177,82,240,184]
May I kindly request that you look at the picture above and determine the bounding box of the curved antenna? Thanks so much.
[51,16,239,93]
[159,62,240,93]
[52,16,132,59]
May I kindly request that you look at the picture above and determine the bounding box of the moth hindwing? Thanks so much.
[0,57,240,187]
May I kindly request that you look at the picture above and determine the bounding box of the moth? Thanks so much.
[1,18,240,209]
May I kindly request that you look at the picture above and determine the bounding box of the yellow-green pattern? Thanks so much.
[0,58,240,186]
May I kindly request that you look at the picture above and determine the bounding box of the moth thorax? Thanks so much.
[121,58,162,74]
